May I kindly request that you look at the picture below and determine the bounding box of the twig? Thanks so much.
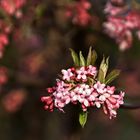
[120,103,140,109]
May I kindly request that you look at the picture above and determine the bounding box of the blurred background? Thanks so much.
[0,0,140,140]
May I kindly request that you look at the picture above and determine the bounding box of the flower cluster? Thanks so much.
[0,0,26,18]
[2,89,26,113]
[103,0,140,51]
[41,65,125,119]
[66,0,92,26]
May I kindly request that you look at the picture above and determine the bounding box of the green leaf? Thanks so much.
[86,47,97,66]
[97,57,109,83]
[91,50,97,65]
[97,69,105,83]
[79,51,86,66]
[86,47,92,66]
[69,48,79,66]
[105,69,121,84]
[79,111,88,128]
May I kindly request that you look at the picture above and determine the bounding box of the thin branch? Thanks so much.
[120,103,140,109]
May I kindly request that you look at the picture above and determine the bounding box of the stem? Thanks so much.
[120,103,140,109]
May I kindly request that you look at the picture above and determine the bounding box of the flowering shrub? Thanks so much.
[103,0,140,51]
[41,47,125,127]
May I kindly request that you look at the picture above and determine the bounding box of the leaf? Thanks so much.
[79,111,88,128]
[79,51,86,66]
[97,57,109,83]
[86,47,97,66]
[91,50,97,65]
[69,48,79,66]
[105,69,121,84]
[86,47,92,66]
[97,69,105,83]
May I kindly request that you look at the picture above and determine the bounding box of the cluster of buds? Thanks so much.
[41,48,125,127]
[0,0,26,18]
[66,0,92,26]
[103,0,140,51]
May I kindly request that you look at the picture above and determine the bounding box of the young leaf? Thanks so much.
[105,69,120,84]
[69,48,79,66]
[86,47,92,66]
[86,47,97,66]
[79,111,88,128]
[91,50,97,65]
[79,51,86,66]
[97,69,105,83]
[97,57,109,83]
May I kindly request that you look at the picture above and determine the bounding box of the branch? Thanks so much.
[120,103,140,109]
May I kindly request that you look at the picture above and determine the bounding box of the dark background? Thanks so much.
[0,0,140,140]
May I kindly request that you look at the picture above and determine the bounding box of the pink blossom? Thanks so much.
[0,34,9,58]
[87,65,97,77]
[0,0,26,17]
[66,0,92,26]
[76,67,87,81]
[2,89,26,113]
[41,66,125,119]
[41,96,54,111]
[0,67,8,85]
[61,68,74,81]
[94,81,106,94]
[103,91,125,119]
[104,1,125,16]
[103,0,140,50]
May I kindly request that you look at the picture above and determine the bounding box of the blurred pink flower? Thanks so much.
[2,89,27,113]
[104,0,140,51]
[0,0,26,17]
[0,33,8,58]
[0,67,8,85]
[66,0,92,26]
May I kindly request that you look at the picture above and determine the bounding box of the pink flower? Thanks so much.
[61,68,74,81]
[0,33,9,58]
[41,96,54,111]
[0,0,26,17]
[76,67,87,81]
[41,66,125,119]
[66,0,92,26]
[94,81,106,94]
[104,1,124,16]
[2,89,26,113]
[103,91,125,119]
[103,0,140,50]
[87,65,97,77]
[0,67,8,85]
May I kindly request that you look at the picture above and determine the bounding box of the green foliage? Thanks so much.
[97,57,109,83]
[97,69,105,83]
[69,48,80,67]
[79,51,86,66]
[70,47,97,67]
[79,111,88,128]
[97,57,120,84]
[86,46,97,66]
[105,69,120,84]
